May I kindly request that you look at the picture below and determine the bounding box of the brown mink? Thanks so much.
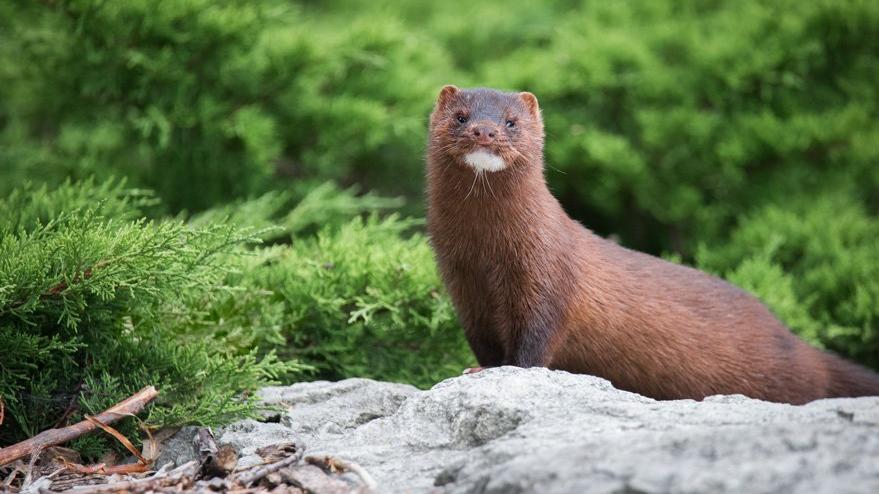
[425,85,879,405]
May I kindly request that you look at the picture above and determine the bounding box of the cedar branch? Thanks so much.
[0,386,158,466]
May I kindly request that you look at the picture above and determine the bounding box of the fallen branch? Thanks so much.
[61,459,198,494]
[58,458,151,476]
[306,454,377,492]
[21,447,43,489]
[41,472,108,492]
[0,386,158,466]
[51,415,152,477]
[235,441,304,486]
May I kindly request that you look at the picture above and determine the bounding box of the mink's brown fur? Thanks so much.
[426,85,879,405]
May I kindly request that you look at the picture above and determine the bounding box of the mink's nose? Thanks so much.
[471,125,497,144]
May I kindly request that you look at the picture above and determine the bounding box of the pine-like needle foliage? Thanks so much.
[0,179,470,457]
[0,180,300,457]
[189,187,472,387]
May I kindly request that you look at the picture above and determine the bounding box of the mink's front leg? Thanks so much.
[465,327,504,369]
[508,303,562,368]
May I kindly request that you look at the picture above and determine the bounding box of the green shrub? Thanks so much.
[4,1,877,250]
[475,0,879,253]
[0,180,300,456]
[189,181,404,241]
[247,215,471,387]
[0,0,455,212]
[0,178,469,457]
[188,186,471,387]
[192,187,471,386]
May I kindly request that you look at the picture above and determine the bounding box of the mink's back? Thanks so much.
[556,223,879,403]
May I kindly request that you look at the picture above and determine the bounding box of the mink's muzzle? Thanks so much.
[470,123,498,146]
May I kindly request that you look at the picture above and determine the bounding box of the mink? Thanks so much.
[425,85,879,405]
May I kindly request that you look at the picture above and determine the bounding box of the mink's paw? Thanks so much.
[462,367,485,375]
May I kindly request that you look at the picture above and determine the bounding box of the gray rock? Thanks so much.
[153,425,200,471]
[209,367,879,493]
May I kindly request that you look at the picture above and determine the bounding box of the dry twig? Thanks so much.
[85,415,146,464]
[58,458,151,476]
[2,462,24,489]
[43,472,109,492]
[306,455,377,492]
[49,410,153,476]
[0,386,158,466]
[61,460,199,494]
[236,442,304,486]
[21,447,44,489]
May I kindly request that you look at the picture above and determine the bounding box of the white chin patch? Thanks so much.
[463,150,506,173]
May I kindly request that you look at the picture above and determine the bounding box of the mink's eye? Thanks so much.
[457,115,468,124]
[505,120,516,128]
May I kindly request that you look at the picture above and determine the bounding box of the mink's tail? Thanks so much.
[824,352,879,398]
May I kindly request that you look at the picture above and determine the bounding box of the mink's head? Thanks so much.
[428,86,544,174]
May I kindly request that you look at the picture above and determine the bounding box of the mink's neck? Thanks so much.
[426,154,570,256]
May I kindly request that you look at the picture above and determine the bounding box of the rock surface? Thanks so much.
[208,367,879,493]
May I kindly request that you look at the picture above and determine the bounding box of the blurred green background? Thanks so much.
[1,0,878,452]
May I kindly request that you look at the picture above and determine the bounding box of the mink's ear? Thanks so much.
[519,91,540,118]
[436,85,459,109]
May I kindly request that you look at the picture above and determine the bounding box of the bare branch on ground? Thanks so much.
[0,386,158,466]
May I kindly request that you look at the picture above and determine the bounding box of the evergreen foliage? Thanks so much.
[0,0,453,212]
[247,215,469,387]
[188,188,471,386]
[0,180,299,455]
[2,0,876,248]
[189,182,404,241]
[0,179,469,453]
